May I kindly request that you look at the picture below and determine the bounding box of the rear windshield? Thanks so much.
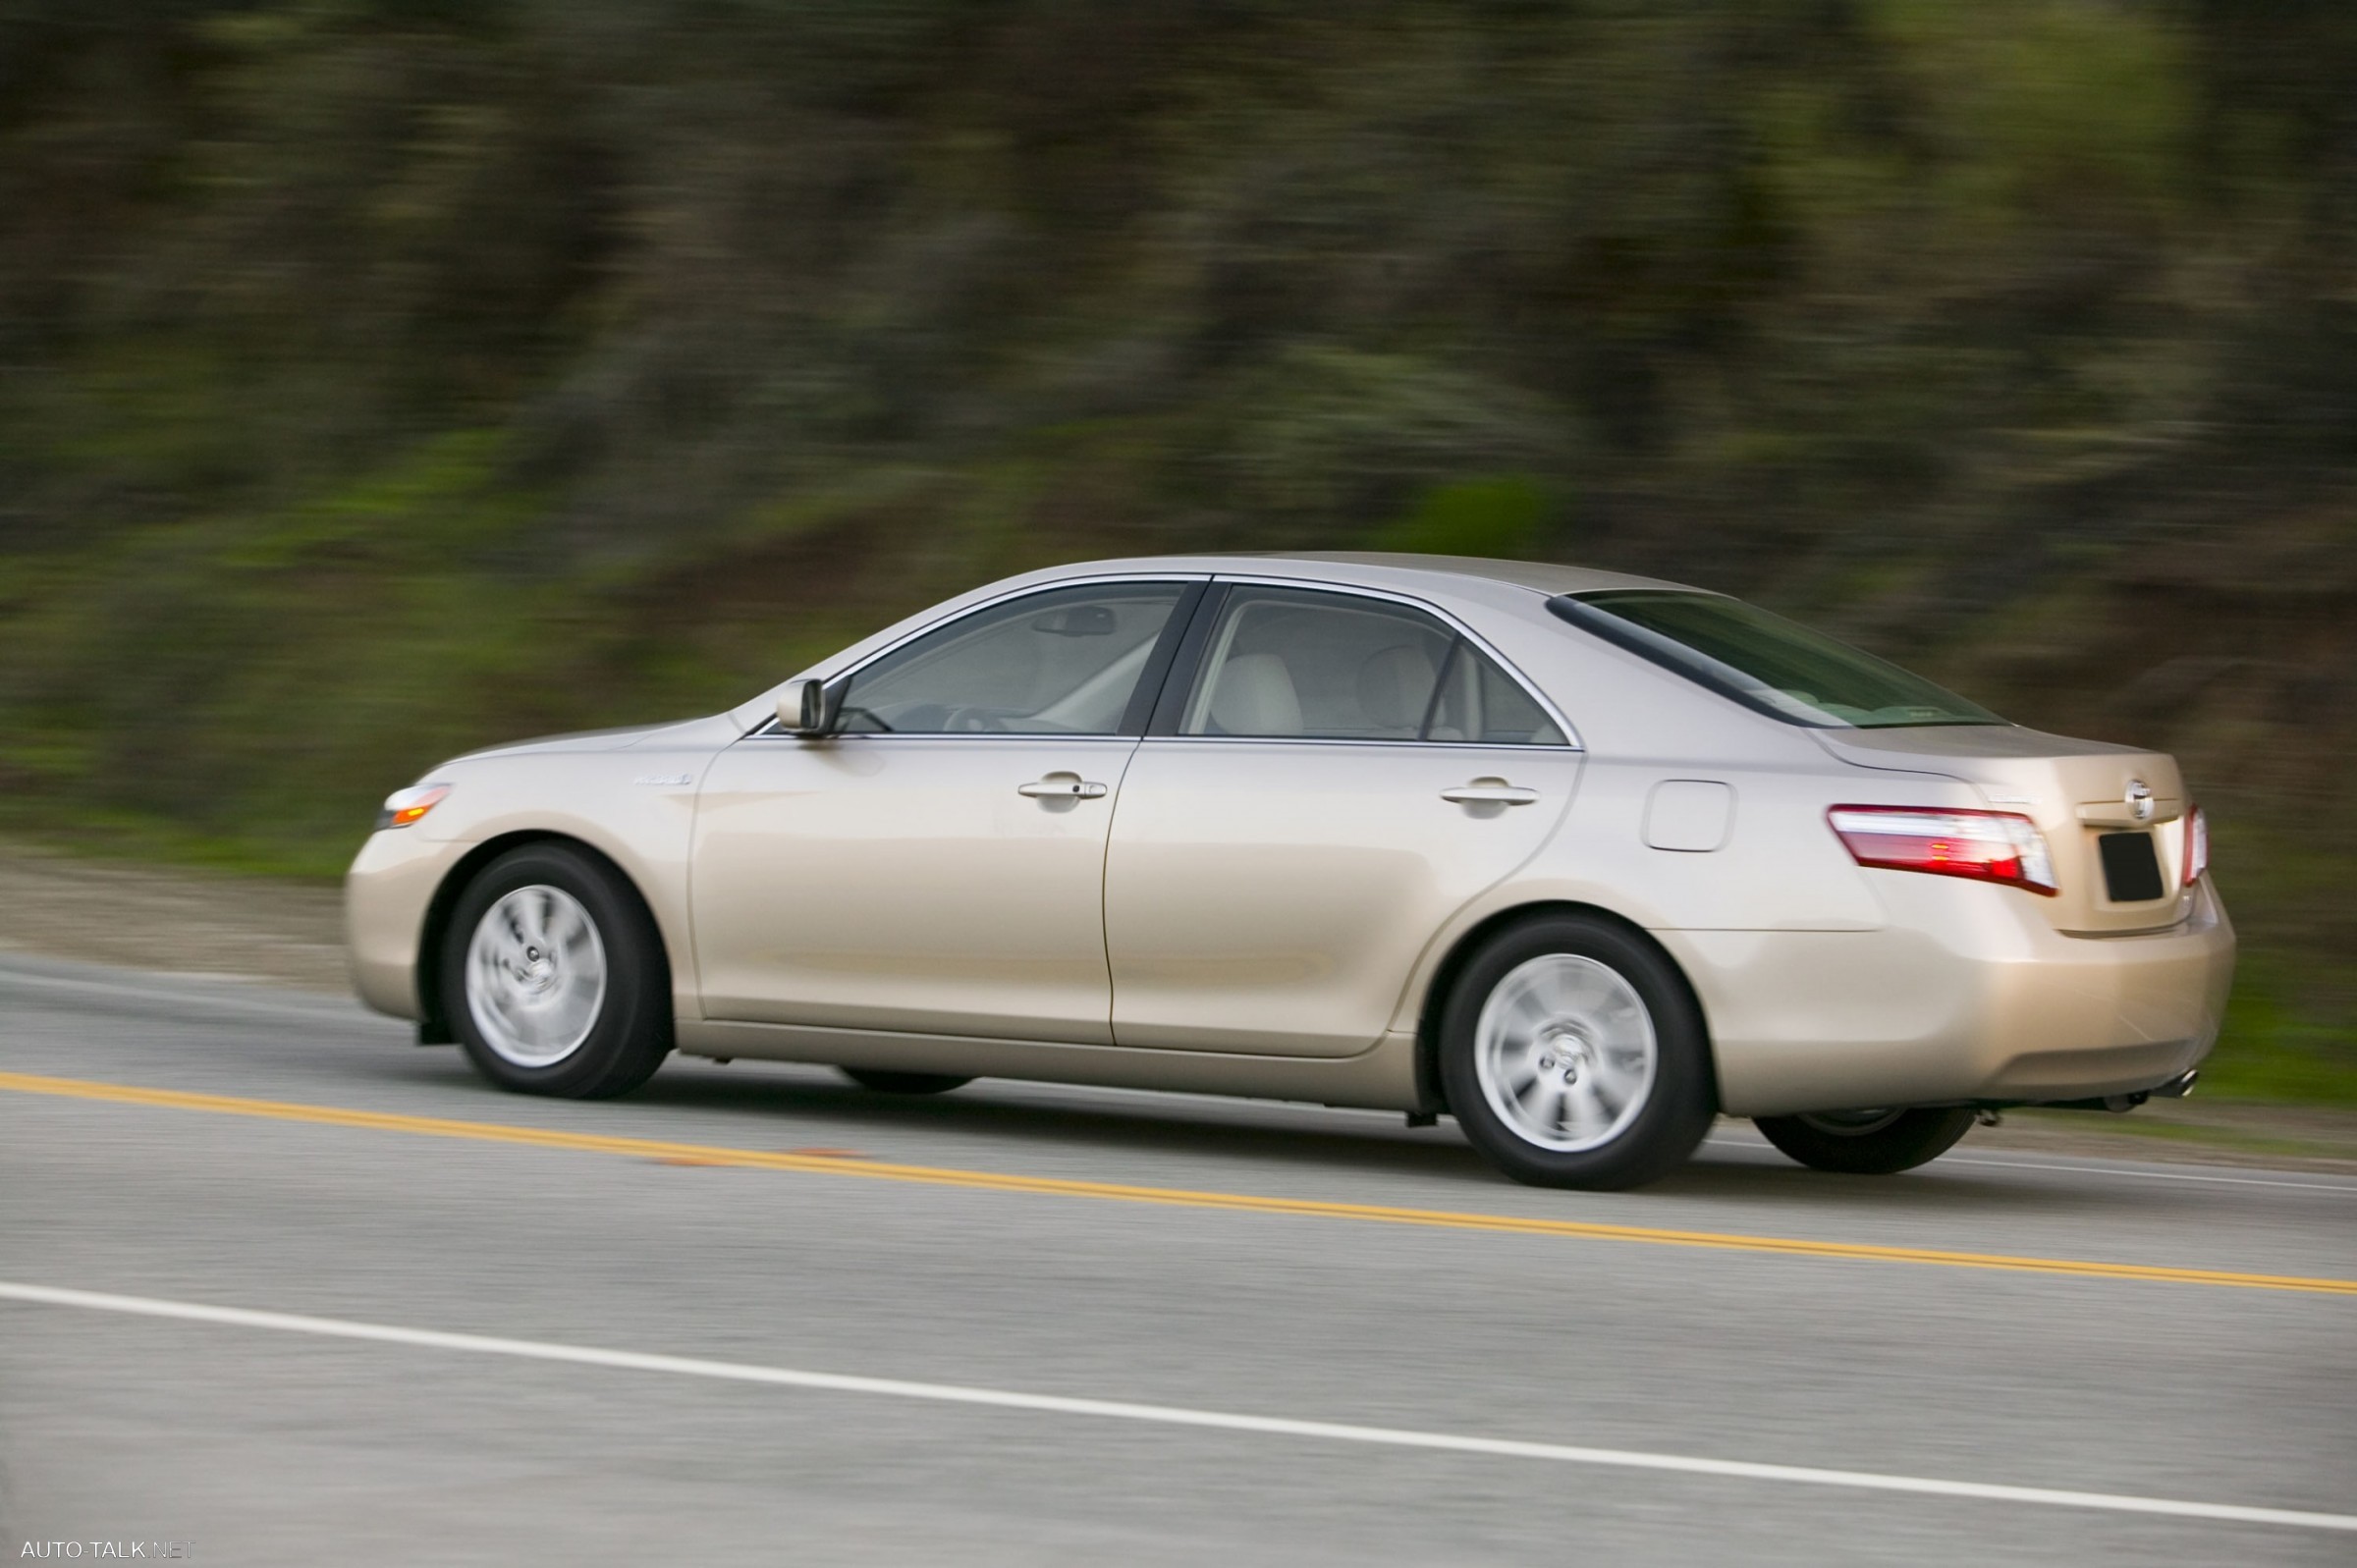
[1549,591,2003,730]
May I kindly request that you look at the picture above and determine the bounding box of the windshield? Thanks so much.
[1551,591,2003,730]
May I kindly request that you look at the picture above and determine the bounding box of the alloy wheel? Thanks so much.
[464,884,609,1068]
[1472,952,1659,1153]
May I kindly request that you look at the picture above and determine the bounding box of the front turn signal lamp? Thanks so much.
[1828,805,2058,896]
[376,783,451,831]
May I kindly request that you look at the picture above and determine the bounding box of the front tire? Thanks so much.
[1753,1108,1975,1174]
[1439,914,1716,1190]
[440,843,673,1100]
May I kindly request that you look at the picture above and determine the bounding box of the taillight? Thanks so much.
[1827,805,2059,896]
[2183,802,2208,887]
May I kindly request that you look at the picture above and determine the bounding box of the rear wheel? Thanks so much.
[441,843,673,1100]
[840,1068,971,1096]
[1439,914,1716,1190]
[1753,1108,1975,1174]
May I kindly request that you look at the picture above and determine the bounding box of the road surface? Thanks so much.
[3,953,2351,1565]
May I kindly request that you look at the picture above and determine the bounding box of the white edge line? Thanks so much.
[3,1280,2350,1536]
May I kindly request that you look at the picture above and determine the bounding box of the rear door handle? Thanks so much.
[1441,781,1540,806]
[1017,775,1109,800]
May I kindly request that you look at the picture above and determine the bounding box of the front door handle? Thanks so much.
[1441,780,1539,806]
[1017,774,1109,800]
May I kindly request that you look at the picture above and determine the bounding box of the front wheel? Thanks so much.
[1753,1108,1975,1174]
[1439,914,1717,1190]
[441,843,673,1100]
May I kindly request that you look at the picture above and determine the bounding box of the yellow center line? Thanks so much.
[3,1069,2351,1296]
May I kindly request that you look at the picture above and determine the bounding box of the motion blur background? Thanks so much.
[0,1,2349,1103]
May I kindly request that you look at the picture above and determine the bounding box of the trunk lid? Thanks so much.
[1813,726,2195,934]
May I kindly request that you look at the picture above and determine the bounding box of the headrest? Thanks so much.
[1356,644,1438,731]
[1209,653,1302,735]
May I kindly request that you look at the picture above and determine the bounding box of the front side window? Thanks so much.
[1180,586,1564,744]
[838,582,1184,734]
[1553,591,2002,730]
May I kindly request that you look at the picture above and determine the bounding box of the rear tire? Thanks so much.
[1753,1108,1975,1174]
[440,843,673,1100]
[1439,914,1716,1190]
[840,1068,971,1096]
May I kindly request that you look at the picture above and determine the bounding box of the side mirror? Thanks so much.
[776,677,836,737]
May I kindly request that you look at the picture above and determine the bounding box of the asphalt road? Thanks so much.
[3,953,2352,1566]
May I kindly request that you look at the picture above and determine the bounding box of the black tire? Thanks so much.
[840,1068,972,1096]
[1753,1108,1976,1174]
[1439,913,1717,1190]
[439,842,673,1100]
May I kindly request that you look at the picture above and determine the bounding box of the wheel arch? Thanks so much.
[415,831,672,1044]
[1413,900,1722,1116]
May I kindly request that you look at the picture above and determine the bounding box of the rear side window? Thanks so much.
[1180,586,1565,744]
[1428,640,1567,745]
[1182,588,1452,738]
[1552,591,2001,730]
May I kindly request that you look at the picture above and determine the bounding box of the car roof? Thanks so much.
[1244,552,1700,596]
[1009,551,1704,598]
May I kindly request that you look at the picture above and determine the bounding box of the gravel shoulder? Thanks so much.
[0,838,350,995]
[3,836,2350,1170]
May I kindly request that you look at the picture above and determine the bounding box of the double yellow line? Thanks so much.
[3,1069,2351,1296]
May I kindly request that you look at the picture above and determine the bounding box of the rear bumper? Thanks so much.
[1667,878,2237,1118]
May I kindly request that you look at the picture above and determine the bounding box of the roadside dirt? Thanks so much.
[0,838,350,994]
[2,837,2351,1170]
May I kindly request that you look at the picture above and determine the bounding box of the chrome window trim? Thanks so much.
[1177,573,1584,751]
[1139,733,1579,753]
[759,731,1147,746]
[746,573,1211,740]
[743,568,1581,749]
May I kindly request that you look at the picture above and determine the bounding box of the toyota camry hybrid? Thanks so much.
[346,554,2235,1189]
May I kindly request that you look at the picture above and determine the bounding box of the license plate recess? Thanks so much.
[2098,832,2165,903]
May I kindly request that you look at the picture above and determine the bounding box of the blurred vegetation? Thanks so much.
[1,1,2350,1100]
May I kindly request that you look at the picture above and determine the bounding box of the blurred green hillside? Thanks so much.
[2,1,2351,1098]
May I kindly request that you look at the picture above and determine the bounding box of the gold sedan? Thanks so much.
[348,554,2233,1189]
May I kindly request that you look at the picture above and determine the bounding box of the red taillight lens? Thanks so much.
[2183,802,2208,887]
[1827,805,2059,896]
